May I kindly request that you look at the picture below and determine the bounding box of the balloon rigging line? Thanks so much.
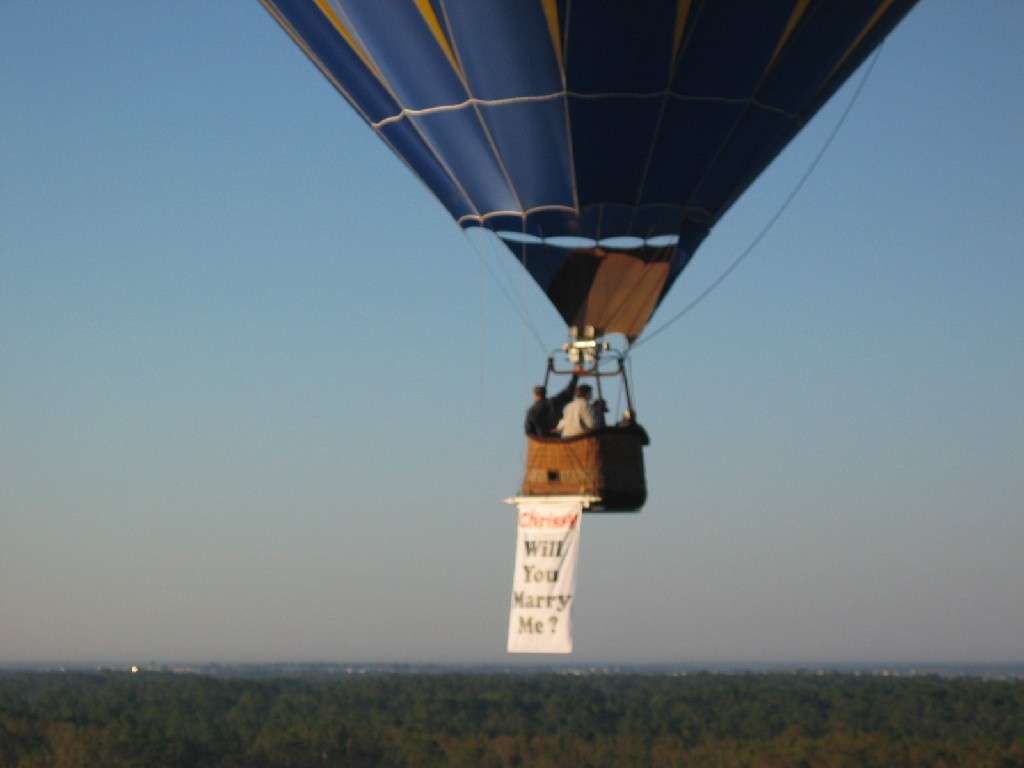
[512,242,530,409]
[627,355,638,413]
[484,230,534,455]
[479,236,485,411]
[465,230,549,356]
[491,232,544,353]
[480,230,550,354]
[632,45,884,352]
[614,372,624,423]
[486,228,536,333]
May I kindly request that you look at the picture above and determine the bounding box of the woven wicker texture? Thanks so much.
[522,428,647,511]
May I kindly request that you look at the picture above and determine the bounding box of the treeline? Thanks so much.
[1,671,1022,767]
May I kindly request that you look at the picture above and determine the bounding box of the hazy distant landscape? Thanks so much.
[2,667,1022,767]
[6,661,1024,680]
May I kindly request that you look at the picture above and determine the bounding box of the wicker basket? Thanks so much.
[521,426,648,512]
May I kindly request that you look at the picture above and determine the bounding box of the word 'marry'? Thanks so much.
[512,593,573,612]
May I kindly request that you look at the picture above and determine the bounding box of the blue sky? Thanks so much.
[2,2,1022,664]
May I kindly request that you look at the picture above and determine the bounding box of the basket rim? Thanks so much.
[525,425,648,446]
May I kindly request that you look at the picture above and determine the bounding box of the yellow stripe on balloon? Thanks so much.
[413,0,463,79]
[671,0,693,69]
[825,0,898,85]
[541,0,564,71]
[312,0,387,84]
[764,0,812,75]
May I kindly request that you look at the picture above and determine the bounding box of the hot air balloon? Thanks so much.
[260,0,919,511]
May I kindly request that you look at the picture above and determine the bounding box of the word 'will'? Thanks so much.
[523,539,566,557]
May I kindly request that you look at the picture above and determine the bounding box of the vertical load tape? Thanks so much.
[507,497,585,654]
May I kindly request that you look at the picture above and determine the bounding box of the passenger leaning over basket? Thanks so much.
[524,374,578,437]
[556,384,597,438]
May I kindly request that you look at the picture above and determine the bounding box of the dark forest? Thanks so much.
[1,671,1022,767]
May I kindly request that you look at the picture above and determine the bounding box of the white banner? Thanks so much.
[507,498,584,654]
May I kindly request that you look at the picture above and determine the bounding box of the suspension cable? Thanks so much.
[632,46,885,352]
[465,229,548,355]
[484,229,544,365]
[478,233,485,410]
